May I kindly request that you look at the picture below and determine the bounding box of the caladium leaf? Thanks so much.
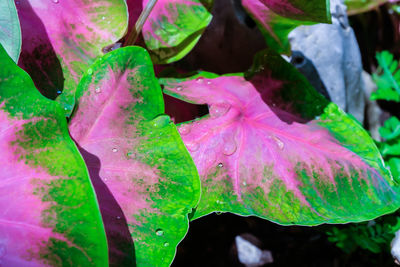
[242,0,330,53]
[0,44,108,265]
[0,0,21,63]
[16,0,128,115]
[160,49,400,225]
[69,47,200,265]
[138,0,213,64]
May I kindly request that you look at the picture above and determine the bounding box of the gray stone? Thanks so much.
[288,0,365,124]
[235,234,273,267]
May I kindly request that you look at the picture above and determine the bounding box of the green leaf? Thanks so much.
[372,51,400,102]
[0,0,21,63]
[379,117,400,141]
[0,44,107,265]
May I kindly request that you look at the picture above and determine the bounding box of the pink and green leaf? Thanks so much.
[160,49,400,225]
[140,0,213,64]
[16,0,128,115]
[242,0,330,53]
[69,46,201,265]
[0,44,108,265]
[0,0,21,63]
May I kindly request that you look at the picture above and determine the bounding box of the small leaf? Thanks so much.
[379,117,400,141]
[69,47,200,265]
[0,44,107,265]
[137,0,213,64]
[16,0,128,114]
[0,0,21,63]
[372,51,400,102]
[161,49,400,225]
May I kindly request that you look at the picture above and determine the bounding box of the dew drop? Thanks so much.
[95,87,101,93]
[271,135,284,150]
[56,90,62,94]
[186,142,199,152]
[116,216,121,220]
[156,229,164,236]
[52,0,59,3]
[101,16,106,20]
[176,86,183,91]
[15,1,20,5]
[151,115,170,128]
[209,103,231,119]
[242,181,247,186]
[103,177,108,181]
[112,148,118,153]
[64,107,68,111]
[87,68,93,75]
[223,140,237,156]
[127,152,135,158]
[178,124,190,135]
[196,77,204,83]
[207,81,212,85]
[215,211,222,215]
[163,242,170,247]
[217,163,223,168]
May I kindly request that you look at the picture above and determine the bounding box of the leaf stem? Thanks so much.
[124,0,158,46]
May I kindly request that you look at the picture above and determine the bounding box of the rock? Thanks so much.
[235,234,273,267]
[363,71,383,141]
[391,230,400,265]
[288,0,365,124]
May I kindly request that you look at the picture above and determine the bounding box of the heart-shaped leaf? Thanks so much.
[0,0,21,63]
[16,0,128,115]
[0,44,107,265]
[242,0,330,53]
[160,49,400,225]
[69,47,200,265]
[137,0,213,64]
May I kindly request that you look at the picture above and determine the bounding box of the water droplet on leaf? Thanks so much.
[116,216,121,220]
[207,81,212,85]
[223,140,237,155]
[242,181,247,186]
[178,124,190,135]
[95,87,101,93]
[56,90,62,94]
[215,211,222,215]
[176,86,183,91]
[156,229,164,236]
[112,148,118,153]
[196,77,204,83]
[209,103,231,119]
[187,142,199,152]
[87,68,93,75]
[151,115,170,128]
[164,242,170,247]
[101,16,106,20]
[271,135,284,150]
[52,0,59,3]
[217,163,223,168]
